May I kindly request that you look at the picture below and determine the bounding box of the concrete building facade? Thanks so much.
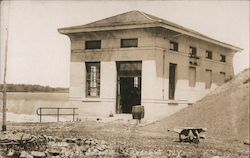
[58,11,241,120]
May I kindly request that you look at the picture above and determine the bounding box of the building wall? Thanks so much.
[66,28,235,120]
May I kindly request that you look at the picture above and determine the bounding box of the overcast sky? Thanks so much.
[0,1,249,87]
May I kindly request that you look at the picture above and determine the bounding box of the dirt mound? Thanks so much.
[144,68,249,141]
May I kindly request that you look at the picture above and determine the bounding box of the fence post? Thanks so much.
[57,108,59,122]
[40,108,42,123]
[73,108,75,121]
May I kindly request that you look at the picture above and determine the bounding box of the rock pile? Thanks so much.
[117,145,161,157]
[0,131,161,158]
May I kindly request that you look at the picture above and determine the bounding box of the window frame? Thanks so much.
[170,41,179,52]
[205,50,213,59]
[85,40,101,50]
[205,69,212,89]
[220,54,226,62]
[121,38,138,48]
[219,72,226,84]
[85,62,101,98]
[189,46,197,57]
[189,66,196,87]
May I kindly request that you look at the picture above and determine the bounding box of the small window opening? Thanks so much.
[206,50,212,59]
[170,41,178,51]
[220,54,226,62]
[189,46,197,57]
[85,40,101,49]
[121,38,138,48]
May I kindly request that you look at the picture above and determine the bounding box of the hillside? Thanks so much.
[144,68,249,141]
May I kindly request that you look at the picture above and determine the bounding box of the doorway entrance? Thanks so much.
[116,61,142,114]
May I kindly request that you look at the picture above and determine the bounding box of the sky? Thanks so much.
[0,0,249,87]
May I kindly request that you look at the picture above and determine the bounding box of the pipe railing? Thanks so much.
[36,107,78,122]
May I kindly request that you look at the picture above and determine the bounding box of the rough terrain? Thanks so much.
[0,69,248,157]
[0,117,248,158]
[144,68,249,141]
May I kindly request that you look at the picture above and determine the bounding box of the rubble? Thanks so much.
[0,131,162,157]
[30,151,46,157]
[20,151,33,158]
[117,145,162,157]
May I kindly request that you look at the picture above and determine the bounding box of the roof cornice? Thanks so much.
[157,22,242,52]
[58,23,242,52]
[58,10,242,52]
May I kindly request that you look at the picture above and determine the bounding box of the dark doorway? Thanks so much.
[169,63,177,100]
[120,77,141,113]
[116,61,142,114]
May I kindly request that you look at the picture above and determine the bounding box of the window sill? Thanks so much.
[82,98,102,102]
[203,58,227,64]
[85,49,102,52]
[169,49,178,52]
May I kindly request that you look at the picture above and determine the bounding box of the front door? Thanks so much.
[116,61,142,114]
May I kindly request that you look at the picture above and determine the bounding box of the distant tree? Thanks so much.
[0,84,68,92]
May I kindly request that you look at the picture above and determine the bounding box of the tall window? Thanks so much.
[205,50,212,59]
[220,54,226,62]
[219,72,226,85]
[169,63,177,100]
[121,38,138,48]
[170,41,178,51]
[189,67,196,87]
[189,46,197,57]
[205,69,212,89]
[86,62,100,97]
[85,40,101,49]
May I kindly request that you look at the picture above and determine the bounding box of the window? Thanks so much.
[189,46,197,57]
[85,40,101,49]
[169,63,177,100]
[170,41,178,51]
[86,62,100,97]
[205,50,212,59]
[189,67,196,87]
[220,54,226,62]
[219,72,226,85]
[121,38,138,48]
[205,69,212,89]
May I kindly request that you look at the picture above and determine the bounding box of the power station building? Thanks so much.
[58,11,241,120]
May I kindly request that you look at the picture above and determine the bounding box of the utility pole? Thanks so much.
[2,0,11,132]
[2,27,8,132]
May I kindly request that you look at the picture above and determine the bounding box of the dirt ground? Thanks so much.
[147,68,249,140]
[0,70,249,157]
[2,120,249,158]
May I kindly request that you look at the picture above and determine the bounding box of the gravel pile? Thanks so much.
[144,68,249,141]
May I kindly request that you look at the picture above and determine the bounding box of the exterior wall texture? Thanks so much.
[66,28,235,120]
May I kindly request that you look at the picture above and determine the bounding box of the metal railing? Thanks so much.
[36,107,78,122]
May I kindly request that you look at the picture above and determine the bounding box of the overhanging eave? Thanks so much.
[58,22,243,52]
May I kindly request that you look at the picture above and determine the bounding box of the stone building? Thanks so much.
[58,11,242,120]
